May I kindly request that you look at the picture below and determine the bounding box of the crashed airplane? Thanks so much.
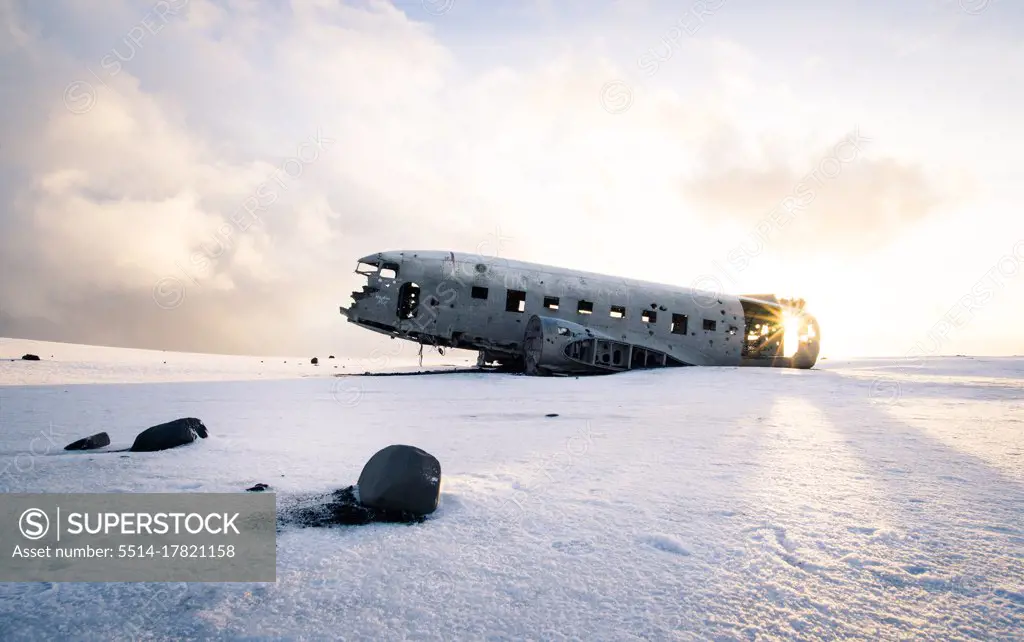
[340,250,821,376]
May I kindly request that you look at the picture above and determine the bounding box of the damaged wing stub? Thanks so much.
[340,250,822,376]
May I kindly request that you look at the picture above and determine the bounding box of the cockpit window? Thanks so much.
[380,262,399,279]
[356,260,399,279]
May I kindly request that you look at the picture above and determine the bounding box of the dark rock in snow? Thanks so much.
[545,413,559,417]
[21,354,40,361]
[311,357,319,365]
[357,444,441,516]
[247,483,270,492]
[328,355,335,359]
[64,432,111,451]
[130,417,208,452]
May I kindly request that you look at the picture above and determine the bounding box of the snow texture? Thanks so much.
[0,338,1021,640]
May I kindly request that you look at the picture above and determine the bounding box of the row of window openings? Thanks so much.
[471,286,718,334]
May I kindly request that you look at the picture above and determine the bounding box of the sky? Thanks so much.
[1,0,1022,359]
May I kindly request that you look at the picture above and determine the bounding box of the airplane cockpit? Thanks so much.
[341,255,407,336]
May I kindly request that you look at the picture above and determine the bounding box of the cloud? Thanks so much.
[0,3,375,352]
[679,129,965,256]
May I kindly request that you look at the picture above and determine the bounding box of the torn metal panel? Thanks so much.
[341,250,822,375]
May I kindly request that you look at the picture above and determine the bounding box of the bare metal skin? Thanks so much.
[340,250,820,375]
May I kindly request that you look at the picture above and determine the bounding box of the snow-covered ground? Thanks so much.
[0,339,1021,640]
[0,338,478,386]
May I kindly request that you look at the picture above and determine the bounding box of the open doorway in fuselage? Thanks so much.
[740,298,784,359]
[397,282,421,320]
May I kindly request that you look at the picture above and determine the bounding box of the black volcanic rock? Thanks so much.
[357,445,441,516]
[64,432,111,451]
[130,417,208,452]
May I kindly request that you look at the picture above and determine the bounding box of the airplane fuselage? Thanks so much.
[340,250,821,375]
